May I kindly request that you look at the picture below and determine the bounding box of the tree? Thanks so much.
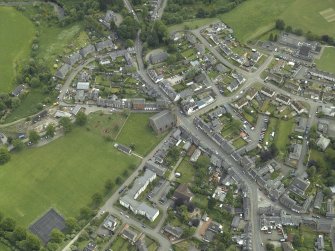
[65,218,78,233]
[91,193,103,208]
[266,243,275,251]
[0,147,10,165]
[11,226,27,243]
[79,207,94,220]
[29,130,40,144]
[50,228,64,243]
[60,117,73,134]
[12,139,24,151]
[285,25,293,33]
[269,33,274,41]
[208,197,216,210]
[115,176,122,185]
[45,124,56,137]
[75,111,87,126]
[275,19,285,30]
[104,179,113,193]
[0,217,16,232]
[293,234,302,248]
[21,233,41,251]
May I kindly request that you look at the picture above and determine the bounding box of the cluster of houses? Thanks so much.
[261,32,335,104]
[55,39,119,80]
[203,22,262,69]
[258,205,332,250]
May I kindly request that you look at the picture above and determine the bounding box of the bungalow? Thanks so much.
[173,184,193,202]
[234,98,248,110]
[314,191,324,210]
[121,228,138,244]
[55,64,72,79]
[100,10,116,29]
[95,39,114,51]
[65,52,82,66]
[83,242,97,251]
[231,215,240,229]
[246,88,258,101]
[11,84,25,97]
[317,135,330,151]
[260,87,275,98]
[115,143,132,155]
[266,73,284,85]
[103,215,118,231]
[227,79,240,92]
[294,117,307,134]
[275,94,291,105]
[288,144,302,161]
[190,148,201,162]
[232,72,245,84]
[290,177,310,196]
[291,101,305,114]
[79,44,96,58]
[164,224,183,239]
[186,33,197,44]
[77,82,90,91]
[315,235,324,251]
[250,51,261,63]
[149,52,168,64]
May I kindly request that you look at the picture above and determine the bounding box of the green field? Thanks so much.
[0,7,35,92]
[274,119,294,158]
[176,158,195,184]
[0,112,164,226]
[220,0,335,42]
[168,18,219,33]
[316,47,335,74]
[116,113,167,156]
[4,89,46,123]
[38,23,89,68]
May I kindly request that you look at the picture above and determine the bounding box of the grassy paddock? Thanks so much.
[220,0,335,42]
[316,47,335,74]
[0,112,164,226]
[274,119,294,158]
[168,18,219,33]
[116,113,167,156]
[0,7,35,92]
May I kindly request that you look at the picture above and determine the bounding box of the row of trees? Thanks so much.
[275,19,335,46]
[162,0,246,25]
[0,213,41,251]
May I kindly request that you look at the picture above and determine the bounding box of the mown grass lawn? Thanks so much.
[110,237,136,251]
[274,119,294,158]
[316,47,335,74]
[232,137,247,149]
[116,113,167,156]
[176,158,195,184]
[0,112,165,226]
[0,7,35,92]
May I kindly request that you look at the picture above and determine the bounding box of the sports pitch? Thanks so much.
[0,113,161,226]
